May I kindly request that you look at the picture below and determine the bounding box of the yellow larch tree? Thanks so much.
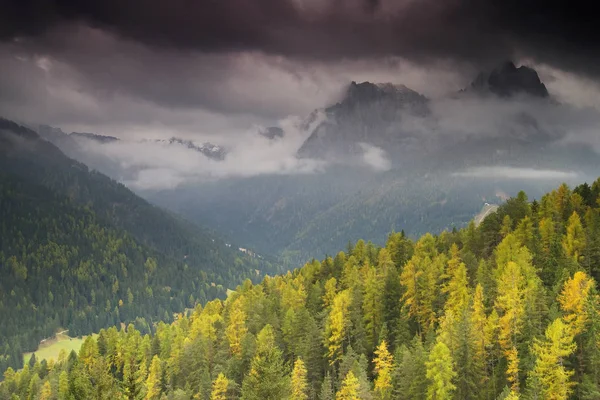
[326,289,352,365]
[495,260,526,391]
[373,340,393,400]
[336,371,361,400]
[291,358,309,400]
[225,298,248,357]
[145,355,163,400]
[558,271,594,336]
[400,234,444,335]
[531,318,577,400]
[471,284,490,384]
[211,373,229,400]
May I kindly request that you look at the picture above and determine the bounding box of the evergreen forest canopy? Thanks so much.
[3,178,600,399]
[0,119,278,376]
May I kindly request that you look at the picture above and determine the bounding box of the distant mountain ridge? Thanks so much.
[9,61,599,266]
[298,62,553,163]
[153,137,226,160]
[71,131,120,143]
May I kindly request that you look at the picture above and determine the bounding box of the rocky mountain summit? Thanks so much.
[469,61,549,98]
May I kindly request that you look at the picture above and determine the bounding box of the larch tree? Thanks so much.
[470,284,491,389]
[443,249,470,316]
[400,234,443,335]
[336,371,361,400]
[58,370,69,399]
[326,289,352,365]
[291,358,309,400]
[373,340,393,400]
[225,298,248,357]
[495,260,525,391]
[39,381,52,400]
[210,373,229,400]
[425,341,456,400]
[531,318,577,400]
[323,277,338,309]
[145,355,162,400]
[563,212,585,264]
[363,263,384,352]
[559,271,594,336]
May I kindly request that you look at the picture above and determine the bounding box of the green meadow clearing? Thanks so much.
[23,332,94,365]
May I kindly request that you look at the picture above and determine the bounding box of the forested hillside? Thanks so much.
[0,119,277,375]
[3,179,600,399]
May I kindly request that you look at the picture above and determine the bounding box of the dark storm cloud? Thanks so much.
[2,0,600,74]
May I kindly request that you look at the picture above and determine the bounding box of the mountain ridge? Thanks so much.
[0,117,278,374]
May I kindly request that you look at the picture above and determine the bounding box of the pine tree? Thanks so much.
[425,341,456,400]
[320,373,335,400]
[291,358,309,400]
[352,354,373,400]
[241,325,290,400]
[392,338,428,400]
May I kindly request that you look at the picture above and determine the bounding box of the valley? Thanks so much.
[32,62,596,265]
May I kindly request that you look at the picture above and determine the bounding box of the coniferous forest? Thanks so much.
[3,179,600,399]
[0,120,277,376]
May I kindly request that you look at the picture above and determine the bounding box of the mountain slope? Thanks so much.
[3,179,600,399]
[0,118,277,374]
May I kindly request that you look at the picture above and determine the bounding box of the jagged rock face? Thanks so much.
[470,61,549,98]
[157,137,227,161]
[298,81,429,160]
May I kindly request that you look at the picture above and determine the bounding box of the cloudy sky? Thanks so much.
[1,0,600,137]
[1,0,600,187]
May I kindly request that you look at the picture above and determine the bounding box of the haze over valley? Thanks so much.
[24,61,600,262]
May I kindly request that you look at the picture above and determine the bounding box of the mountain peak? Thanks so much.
[343,81,424,105]
[470,61,549,98]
